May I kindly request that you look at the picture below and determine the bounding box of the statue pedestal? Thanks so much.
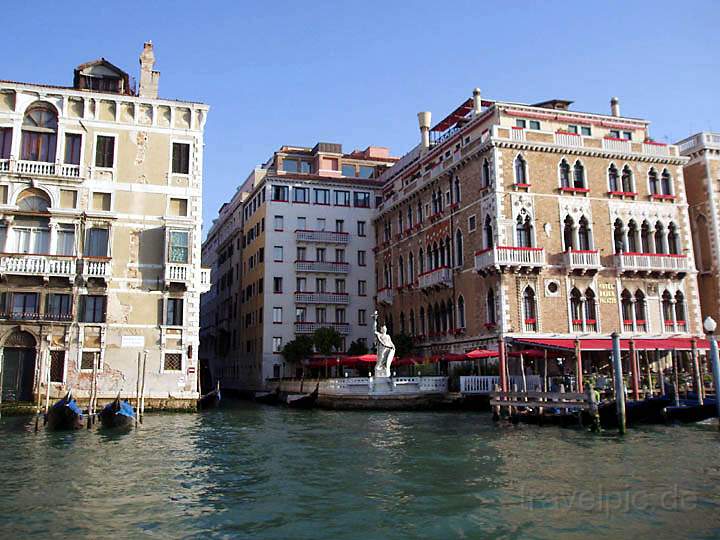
[369,377,396,395]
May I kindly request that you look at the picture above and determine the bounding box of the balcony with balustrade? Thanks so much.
[417,266,452,290]
[376,287,394,305]
[0,159,83,180]
[0,254,76,280]
[294,291,350,305]
[563,250,601,274]
[165,263,191,288]
[200,268,212,293]
[82,257,112,283]
[614,252,689,276]
[294,322,350,335]
[294,260,349,274]
[0,310,74,323]
[295,230,349,244]
[474,246,545,274]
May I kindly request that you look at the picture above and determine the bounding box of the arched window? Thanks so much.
[621,289,633,324]
[398,256,405,285]
[634,290,646,328]
[457,296,466,329]
[454,177,461,203]
[559,159,571,188]
[662,290,673,327]
[21,102,58,162]
[431,191,438,214]
[578,216,591,250]
[573,160,585,188]
[484,216,494,249]
[434,302,441,333]
[627,220,639,252]
[516,215,532,247]
[614,219,625,254]
[419,248,425,274]
[648,168,660,195]
[444,237,451,267]
[400,311,406,334]
[661,169,673,195]
[419,307,426,335]
[621,165,633,192]
[447,300,455,330]
[432,242,439,269]
[455,229,463,266]
[523,287,537,330]
[487,289,497,325]
[408,252,415,282]
[585,289,597,325]
[437,189,443,212]
[667,223,679,255]
[654,222,666,254]
[570,288,583,322]
[409,310,416,335]
[417,201,423,223]
[482,158,490,187]
[641,221,652,253]
[514,155,528,185]
[608,164,619,192]
[675,291,686,328]
[427,305,434,334]
[16,188,51,212]
[407,206,413,228]
[563,215,575,251]
[438,240,445,267]
[427,244,433,270]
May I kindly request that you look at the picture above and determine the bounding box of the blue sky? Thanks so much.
[4,1,719,233]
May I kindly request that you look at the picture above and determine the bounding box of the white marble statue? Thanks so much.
[372,311,396,378]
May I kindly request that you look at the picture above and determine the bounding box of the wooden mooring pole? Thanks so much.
[629,339,640,401]
[705,318,720,429]
[691,338,703,405]
[611,332,626,434]
[135,352,141,428]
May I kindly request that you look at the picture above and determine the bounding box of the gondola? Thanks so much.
[594,395,672,428]
[198,382,221,410]
[99,396,135,429]
[255,388,282,405]
[664,397,718,424]
[46,391,84,430]
[285,384,319,409]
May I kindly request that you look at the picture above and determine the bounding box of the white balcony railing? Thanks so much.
[294,260,349,273]
[614,253,689,274]
[294,291,350,304]
[642,142,670,157]
[0,254,76,278]
[602,137,632,153]
[200,268,212,293]
[554,132,583,147]
[418,267,452,289]
[165,263,190,283]
[460,375,543,394]
[295,230,349,244]
[294,322,350,335]
[0,160,84,179]
[377,288,394,305]
[474,246,545,272]
[82,258,111,279]
[563,250,601,271]
[510,127,526,141]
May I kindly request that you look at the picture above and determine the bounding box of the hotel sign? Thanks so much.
[598,283,616,304]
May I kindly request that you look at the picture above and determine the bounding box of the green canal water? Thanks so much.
[0,401,719,539]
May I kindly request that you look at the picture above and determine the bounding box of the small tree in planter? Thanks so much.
[313,327,343,356]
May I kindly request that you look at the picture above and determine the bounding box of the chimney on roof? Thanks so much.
[610,97,620,117]
[138,41,160,99]
[418,111,432,150]
[472,88,482,116]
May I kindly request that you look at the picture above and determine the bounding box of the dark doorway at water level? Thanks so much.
[1,330,37,402]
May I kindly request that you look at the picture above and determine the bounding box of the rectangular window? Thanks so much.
[172,142,190,174]
[609,130,621,138]
[580,126,592,136]
[293,187,309,203]
[274,215,284,230]
[357,221,366,236]
[359,166,374,179]
[358,309,367,326]
[353,192,370,208]
[169,198,188,217]
[335,220,345,233]
[168,231,189,263]
[95,135,115,168]
[300,161,312,174]
[358,280,367,296]
[163,353,182,371]
[297,217,307,229]
[296,277,307,291]
[468,215,477,232]
[46,293,72,321]
[567,125,578,134]
[357,250,366,266]
[56,225,75,256]
[317,218,326,231]
[81,352,100,371]
[335,308,346,324]
[12,292,38,319]
[334,191,350,206]
[273,246,283,261]
[272,337,283,352]
[273,277,283,293]
[273,307,282,323]
[166,298,183,326]
[342,164,355,177]
[50,351,65,383]
[0,128,11,160]
[314,189,330,205]
[335,249,345,263]
[272,185,289,201]
[64,133,82,165]
[316,307,326,323]
[335,279,346,294]
[316,248,326,262]
[515,119,527,128]
[316,278,326,292]
[92,192,111,211]
[529,120,540,130]
[297,246,307,260]
[80,295,106,323]
[283,159,298,173]
[296,307,306,322]
[623,131,632,140]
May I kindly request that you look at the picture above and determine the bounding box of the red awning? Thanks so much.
[431,98,473,132]
[508,349,556,358]
[510,337,709,352]
[466,348,498,359]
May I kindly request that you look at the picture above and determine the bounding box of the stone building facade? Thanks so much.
[374,90,699,359]
[201,144,395,392]
[0,43,209,407]
[678,132,720,323]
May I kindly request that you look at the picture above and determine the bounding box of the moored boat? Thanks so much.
[46,391,84,430]
[255,388,282,405]
[285,384,319,409]
[664,397,718,424]
[99,397,135,429]
[198,382,221,410]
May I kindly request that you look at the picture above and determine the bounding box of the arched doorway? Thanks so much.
[1,330,37,402]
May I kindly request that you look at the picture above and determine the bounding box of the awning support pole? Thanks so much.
[691,338,703,405]
[629,339,640,401]
[498,337,507,393]
[672,350,680,408]
[612,332,626,435]
[574,338,583,392]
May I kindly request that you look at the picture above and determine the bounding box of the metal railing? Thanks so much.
[295,230,349,244]
[294,322,351,335]
[295,260,350,273]
[294,291,350,304]
[417,266,451,289]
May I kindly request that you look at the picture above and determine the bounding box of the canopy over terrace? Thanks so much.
[508,336,710,352]
[304,349,499,370]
